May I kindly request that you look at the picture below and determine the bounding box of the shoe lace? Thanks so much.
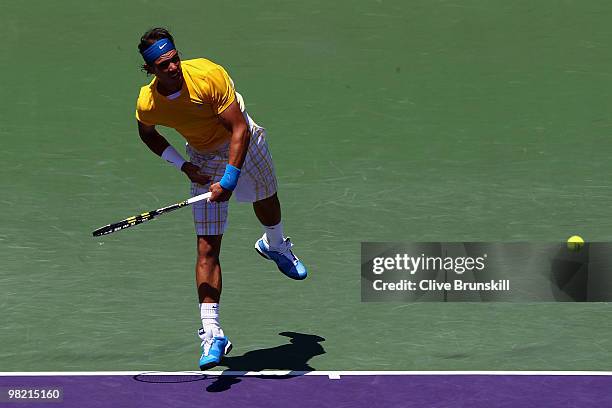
[202,337,213,355]
[278,237,299,266]
[199,329,214,355]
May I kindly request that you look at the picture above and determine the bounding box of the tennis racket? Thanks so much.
[92,192,212,237]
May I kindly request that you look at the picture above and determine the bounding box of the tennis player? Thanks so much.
[135,28,307,370]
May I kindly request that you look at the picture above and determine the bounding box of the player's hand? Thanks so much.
[209,182,232,202]
[181,162,211,185]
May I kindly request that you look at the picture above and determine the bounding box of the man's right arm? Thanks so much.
[138,120,170,155]
[137,120,210,185]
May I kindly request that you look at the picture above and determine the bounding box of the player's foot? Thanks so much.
[198,327,232,371]
[255,234,307,280]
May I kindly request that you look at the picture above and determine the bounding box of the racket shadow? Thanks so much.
[206,331,326,393]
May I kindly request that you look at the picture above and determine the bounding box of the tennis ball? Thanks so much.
[567,235,584,252]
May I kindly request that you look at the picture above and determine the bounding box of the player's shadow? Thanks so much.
[205,331,326,393]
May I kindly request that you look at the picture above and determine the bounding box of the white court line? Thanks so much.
[2,371,612,380]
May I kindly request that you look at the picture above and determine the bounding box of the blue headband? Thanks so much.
[141,38,176,64]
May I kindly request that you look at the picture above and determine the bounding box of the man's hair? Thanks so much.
[138,27,176,74]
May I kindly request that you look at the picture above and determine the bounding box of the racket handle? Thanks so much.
[187,192,212,205]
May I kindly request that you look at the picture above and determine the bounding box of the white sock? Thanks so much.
[264,222,284,248]
[199,303,221,333]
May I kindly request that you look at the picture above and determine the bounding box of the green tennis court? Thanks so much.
[2,0,612,371]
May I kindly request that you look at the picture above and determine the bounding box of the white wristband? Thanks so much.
[161,145,187,170]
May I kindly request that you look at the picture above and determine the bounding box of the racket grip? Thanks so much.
[186,192,212,205]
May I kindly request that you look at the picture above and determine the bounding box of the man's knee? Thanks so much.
[254,193,279,208]
[197,235,222,260]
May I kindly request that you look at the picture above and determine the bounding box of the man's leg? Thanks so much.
[196,234,223,304]
[253,193,307,280]
[196,234,232,370]
[230,115,307,280]
[186,142,233,370]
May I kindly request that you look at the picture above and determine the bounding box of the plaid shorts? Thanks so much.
[187,116,278,236]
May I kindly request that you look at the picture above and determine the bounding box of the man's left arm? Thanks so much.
[209,98,250,202]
